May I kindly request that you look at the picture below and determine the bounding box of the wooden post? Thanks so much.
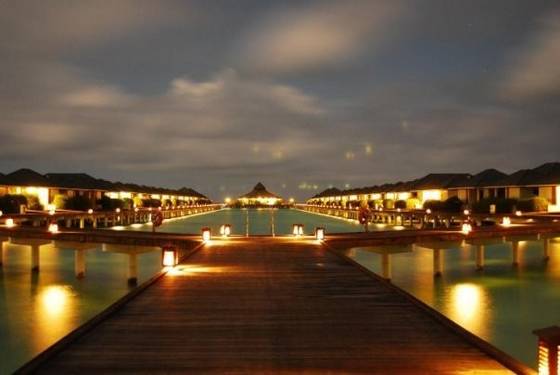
[476,245,484,270]
[104,216,109,227]
[381,253,391,280]
[512,240,520,267]
[245,210,249,237]
[75,249,86,278]
[79,218,85,229]
[92,217,97,229]
[31,244,40,272]
[543,238,550,261]
[270,210,275,237]
[66,218,72,228]
[433,248,442,277]
[0,237,7,266]
[128,253,138,285]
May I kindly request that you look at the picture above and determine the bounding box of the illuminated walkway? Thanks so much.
[28,238,524,374]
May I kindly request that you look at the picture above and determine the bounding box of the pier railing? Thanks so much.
[0,204,222,230]
[297,203,560,229]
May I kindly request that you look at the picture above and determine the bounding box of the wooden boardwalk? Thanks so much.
[31,238,518,374]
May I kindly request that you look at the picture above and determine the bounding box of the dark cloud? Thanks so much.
[0,0,559,201]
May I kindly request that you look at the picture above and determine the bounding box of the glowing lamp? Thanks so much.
[48,223,59,234]
[501,217,511,226]
[292,224,304,236]
[115,208,121,213]
[516,210,523,217]
[158,207,162,211]
[463,209,470,216]
[315,227,325,241]
[148,207,153,211]
[461,223,472,235]
[5,218,15,228]
[134,207,139,212]
[397,208,401,212]
[533,326,560,375]
[87,209,93,214]
[48,209,55,216]
[162,246,179,267]
[220,224,231,237]
[426,208,432,214]
[0,210,2,217]
[202,227,211,242]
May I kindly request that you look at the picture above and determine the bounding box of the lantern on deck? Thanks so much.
[533,326,560,375]
[461,222,472,235]
[48,223,59,234]
[162,246,179,267]
[292,224,304,237]
[202,227,211,242]
[501,217,511,226]
[5,218,15,228]
[315,227,325,241]
[220,224,231,237]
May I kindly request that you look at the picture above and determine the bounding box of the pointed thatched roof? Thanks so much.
[239,182,281,199]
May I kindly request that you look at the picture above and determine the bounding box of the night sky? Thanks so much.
[1,1,559,201]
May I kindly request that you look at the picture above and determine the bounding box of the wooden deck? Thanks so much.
[23,238,527,374]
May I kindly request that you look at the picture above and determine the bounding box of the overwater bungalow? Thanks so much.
[308,162,560,213]
[0,168,209,213]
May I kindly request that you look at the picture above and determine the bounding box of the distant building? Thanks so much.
[0,168,210,212]
[307,162,560,212]
[237,183,283,206]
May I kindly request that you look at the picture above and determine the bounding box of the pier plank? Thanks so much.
[35,239,514,374]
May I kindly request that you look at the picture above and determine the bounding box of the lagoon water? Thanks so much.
[1,208,555,372]
[0,208,363,373]
[129,207,365,235]
[347,237,560,369]
[0,244,161,373]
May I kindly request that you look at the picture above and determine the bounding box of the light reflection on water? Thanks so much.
[347,236,560,369]
[0,242,161,373]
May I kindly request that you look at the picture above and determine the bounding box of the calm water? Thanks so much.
[5,209,547,372]
[1,208,363,373]
[125,208,366,235]
[346,237,560,369]
[0,243,161,374]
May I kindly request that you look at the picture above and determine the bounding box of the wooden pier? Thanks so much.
[18,238,533,374]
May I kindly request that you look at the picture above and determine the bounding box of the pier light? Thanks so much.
[224,197,231,204]
[48,223,59,234]
[87,209,93,214]
[5,218,15,228]
[516,210,523,216]
[533,326,560,375]
[461,222,473,235]
[426,208,432,214]
[501,217,511,227]
[315,227,325,241]
[134,207,139,212]
[292,224,304,237]
[158,207,162,211]
[115,208,121,213]
[220,224,231,237]
[202,227,211,242]
[162,246,179,267]
[463,209,470,216]
[0,210,2,217]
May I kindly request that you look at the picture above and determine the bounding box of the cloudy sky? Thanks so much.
[0,1,559,201]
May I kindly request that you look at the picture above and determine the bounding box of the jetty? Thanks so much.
[12,233,538,374]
